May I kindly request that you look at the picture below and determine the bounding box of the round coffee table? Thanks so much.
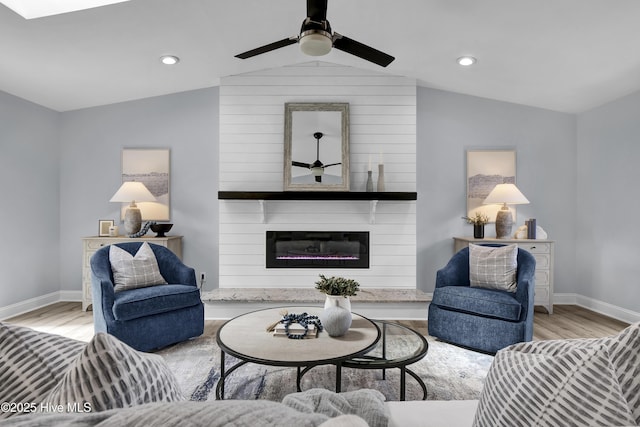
[215,306,381,399]
[342,320,429,400]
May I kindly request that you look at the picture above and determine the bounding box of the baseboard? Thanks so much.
[554,293,640,324]
[0,291,82,321]
[2,291,638,324]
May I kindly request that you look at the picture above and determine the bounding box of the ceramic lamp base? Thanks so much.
[495,208,513,239]
[123,207,142,235]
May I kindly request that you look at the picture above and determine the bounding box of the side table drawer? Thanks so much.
[519,242,550,254]
[532,254,550,269]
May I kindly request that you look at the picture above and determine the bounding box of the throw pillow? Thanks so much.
[0,322,86,419]
[507,321,640,425]
[109,242,167,292]
[469,244,518,292]
[473,343,635,427]
[44,332,184,412]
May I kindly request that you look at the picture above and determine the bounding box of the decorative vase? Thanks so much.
[377,164,385,192]
[366,170,373,192]
[323,295,351,313]
[320,298,352,337]
[473,224,485,239]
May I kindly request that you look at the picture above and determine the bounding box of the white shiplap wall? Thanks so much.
[219,62,416,289]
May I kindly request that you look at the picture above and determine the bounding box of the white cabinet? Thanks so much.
[453,237,554,314]
[81,236,183,311]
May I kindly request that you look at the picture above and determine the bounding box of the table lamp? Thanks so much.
[109,181,156,234]
[483,183,529,239]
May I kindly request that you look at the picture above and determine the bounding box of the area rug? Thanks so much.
[155,324,493,402]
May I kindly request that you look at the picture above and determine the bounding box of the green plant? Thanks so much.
[314,274,360,297]
[462,212,490,225]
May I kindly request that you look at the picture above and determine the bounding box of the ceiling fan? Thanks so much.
[235,0,395,67]
[292,132,341,182]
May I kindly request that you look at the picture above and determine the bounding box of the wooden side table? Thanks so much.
[81,235,183,311]
[453,237,555,314]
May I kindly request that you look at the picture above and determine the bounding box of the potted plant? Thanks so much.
[315,274,360,312]
[463,212,490,239]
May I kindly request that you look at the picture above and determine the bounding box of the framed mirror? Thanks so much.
[284,102,350,191]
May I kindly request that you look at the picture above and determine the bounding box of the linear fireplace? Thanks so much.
[266,231,369,268]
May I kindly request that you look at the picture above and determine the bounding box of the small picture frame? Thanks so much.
[99,220,115,237]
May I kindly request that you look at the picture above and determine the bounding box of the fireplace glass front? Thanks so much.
[266,231,369,268]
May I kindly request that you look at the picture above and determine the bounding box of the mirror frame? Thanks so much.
[284,102,350,191]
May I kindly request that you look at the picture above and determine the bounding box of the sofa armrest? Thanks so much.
[386,400,478,427]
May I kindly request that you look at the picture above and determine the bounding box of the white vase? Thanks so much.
[320,297,352,337]
[323,295,351,313]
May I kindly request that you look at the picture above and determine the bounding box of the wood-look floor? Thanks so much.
[2,302,629,343]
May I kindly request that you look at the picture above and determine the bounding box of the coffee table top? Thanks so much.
[343,320,428,369]
[216,306,381,366]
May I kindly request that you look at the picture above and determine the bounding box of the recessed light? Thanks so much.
[457,56,477,66]
[160,55,180,65]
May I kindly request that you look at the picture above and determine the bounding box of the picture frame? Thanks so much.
[120,148,170,221]
[466,150,516,222]
[284,102,350,191]
[99,219,114,237]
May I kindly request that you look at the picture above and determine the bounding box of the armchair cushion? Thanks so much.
[431,286,522,322]
[469,243,517,292]
[44,333,184,412]
[112,284,202,322]
[110,242,167,292]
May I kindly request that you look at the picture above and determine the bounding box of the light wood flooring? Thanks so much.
[2,302,629,343]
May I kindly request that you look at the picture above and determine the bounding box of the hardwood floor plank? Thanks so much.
[3,302,630,344]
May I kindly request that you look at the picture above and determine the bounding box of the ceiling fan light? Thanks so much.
[299,31,332,56]
[311,167,324,176]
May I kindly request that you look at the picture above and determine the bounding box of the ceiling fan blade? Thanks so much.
[332,33,395,67]
[322,162,341,168]
[307,0,327,21]
[235,37,298,59]
[292,161,311,168]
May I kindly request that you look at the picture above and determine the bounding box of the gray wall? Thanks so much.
[416,87,577,294]
[3,81,639,316]
[0,91,60,307]
[577,90,640,312]
[58,88,220,293]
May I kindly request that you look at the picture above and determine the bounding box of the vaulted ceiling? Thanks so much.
[2,0,640,113]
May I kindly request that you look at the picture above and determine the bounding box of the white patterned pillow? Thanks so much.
[0,323,85,419]
[44,333,184,412]
[110,242,167,292]
[507,322,640,424]
[473,343,635,427]
[469,244,518,292]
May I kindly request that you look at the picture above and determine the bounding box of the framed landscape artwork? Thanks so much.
[466,150,516,222]
[121,148,170,221]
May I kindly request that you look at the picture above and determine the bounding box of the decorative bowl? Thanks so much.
[150,223,173,237]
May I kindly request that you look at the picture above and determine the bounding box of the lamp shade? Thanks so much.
[482,183,529,205]
[109,181,156,204]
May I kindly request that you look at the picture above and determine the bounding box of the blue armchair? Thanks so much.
[90,242,204,352]
[427,245,536,354]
